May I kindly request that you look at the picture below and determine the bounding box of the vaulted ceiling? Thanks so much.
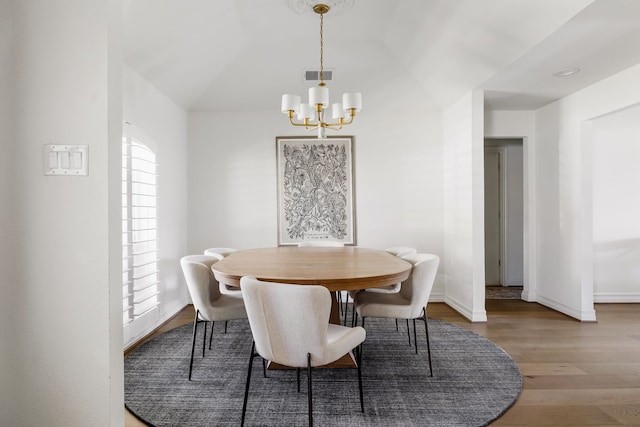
[123,0,640,112]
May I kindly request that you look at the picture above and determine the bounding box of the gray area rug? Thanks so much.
[125,318,521,426]
[486,286,523,300]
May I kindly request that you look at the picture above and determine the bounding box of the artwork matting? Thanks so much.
[276,136,355,246]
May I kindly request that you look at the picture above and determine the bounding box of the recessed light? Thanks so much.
[553,67,580,77]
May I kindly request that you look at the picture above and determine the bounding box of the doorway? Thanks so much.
[484,139,524,296]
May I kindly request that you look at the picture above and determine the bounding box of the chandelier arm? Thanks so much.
[338,114,355,126]
[286,116,343,131]
[319,120,348,129]
[285,110,357,129]
[287,116,314,129]
[323,111,356,128]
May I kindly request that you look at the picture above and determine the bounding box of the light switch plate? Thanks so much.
[44,145,89,176]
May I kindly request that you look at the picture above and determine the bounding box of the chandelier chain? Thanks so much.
[319,11,325,86]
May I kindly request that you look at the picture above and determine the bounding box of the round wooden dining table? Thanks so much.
[211,246,412,325]
[212,246,412,369]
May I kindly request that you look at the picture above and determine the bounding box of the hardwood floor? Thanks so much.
[125,300,640,426]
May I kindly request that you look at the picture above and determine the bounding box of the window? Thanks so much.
[122,125,159,341]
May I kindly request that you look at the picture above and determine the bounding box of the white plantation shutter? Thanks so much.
[122,125,160,339]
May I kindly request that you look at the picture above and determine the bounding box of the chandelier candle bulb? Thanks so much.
[281,95,300,114]
[309,86,329,108]
[332,103,346,119]
[281,94,301,113]
[297,103,315,120]
[342,92,362,112]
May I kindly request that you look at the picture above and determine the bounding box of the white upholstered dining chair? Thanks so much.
[203,247,237,258]
[384,246,418,258]
[353,253,439,376]
[203,247,241,332]
[366,246,417,295]
[180,255,247,380]
[203,247,240,296]
[240,276,366,427]
[345,246,418,326]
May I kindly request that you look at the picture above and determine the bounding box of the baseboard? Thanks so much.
[124,302,190,352]
[502,281,524,286]
[430,279,445,302]
[521,289,536,302]
[429,290,446,302]
[536,295,597,321]
[594,292,640,303]
[444,295,487,322]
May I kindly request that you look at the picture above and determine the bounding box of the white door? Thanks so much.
[484,149,501,286]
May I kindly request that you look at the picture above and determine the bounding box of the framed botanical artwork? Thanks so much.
[276,136,356,246]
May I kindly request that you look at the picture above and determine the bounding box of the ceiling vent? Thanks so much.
[303,69,334,82]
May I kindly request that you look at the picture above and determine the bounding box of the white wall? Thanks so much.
[122,66,190,347]
[108,0,124,419]
[0,0,16,420]
[187,75,448,298]
[2,1,123,425]
[534,62,640,320]
[443,90,487,321]
[591,103,640,302]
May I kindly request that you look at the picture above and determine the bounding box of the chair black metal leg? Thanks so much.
[346,294,351,323]
[423,310,433,377]
[343,293,350,326]
[406,319,411,345]
[208,321,215,350]
[413,318,418,354]
[188,310,199,381]
[224,320,228,334]
[241,341,257,427]
[395,318,399,331]
[262,358,267,378]
[361,317,366,329]
[307,353,313,427]
[297,368,301,392]
[202,321,208,357]
[356,344,364,413]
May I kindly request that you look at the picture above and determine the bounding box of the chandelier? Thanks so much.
[281,3,362,139]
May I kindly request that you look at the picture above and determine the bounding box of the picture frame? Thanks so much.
[276,136,356,246]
